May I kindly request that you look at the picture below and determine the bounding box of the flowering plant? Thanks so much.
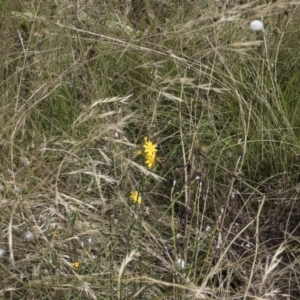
[137,137,158,169]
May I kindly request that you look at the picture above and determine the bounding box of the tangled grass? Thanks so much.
[1,0,300,299]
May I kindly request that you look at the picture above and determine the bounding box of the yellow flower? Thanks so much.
[143,138,157,156]
[145,153,156,169]
[72,262,80,268]
[136,137,158,169]
[130,191,142,204]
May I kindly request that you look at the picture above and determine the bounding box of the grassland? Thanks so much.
[1,0,300,299]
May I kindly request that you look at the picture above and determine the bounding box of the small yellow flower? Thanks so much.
[145,153,156,169]
[72,261,80,268]
[143,138,157,156]
[130,191,142,204]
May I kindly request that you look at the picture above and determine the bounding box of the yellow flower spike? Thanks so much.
[136,137,158,169]
[130,191,142,204]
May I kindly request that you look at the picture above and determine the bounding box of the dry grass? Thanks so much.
[1,0,300,299]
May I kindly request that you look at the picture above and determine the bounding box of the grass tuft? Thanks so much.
[1,0,300,299]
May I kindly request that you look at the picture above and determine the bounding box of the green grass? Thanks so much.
[1,0,300,299]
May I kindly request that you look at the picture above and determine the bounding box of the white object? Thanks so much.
[24,231,34,241]
[177,258,185,269]
[0,248,6,257]
[250,20,264,32]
